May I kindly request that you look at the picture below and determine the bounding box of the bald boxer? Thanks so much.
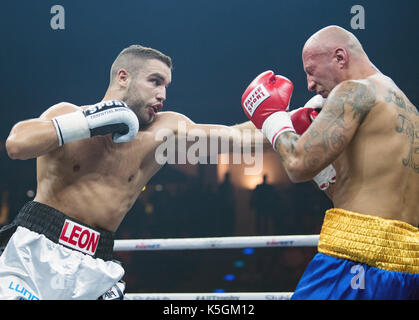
[242,26,419,299]
[1,45,262,300]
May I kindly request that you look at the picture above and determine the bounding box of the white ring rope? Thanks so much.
[114,234,319,251]
[125,292,293,300]
[117,235,317,300]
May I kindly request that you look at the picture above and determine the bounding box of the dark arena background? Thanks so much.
[0,0,418,302]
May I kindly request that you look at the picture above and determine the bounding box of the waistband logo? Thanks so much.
[59,219,100,256]
[8,281,39,300]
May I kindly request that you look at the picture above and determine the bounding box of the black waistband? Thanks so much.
[12,201,115,261]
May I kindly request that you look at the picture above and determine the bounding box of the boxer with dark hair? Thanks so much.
[1,45,263,299]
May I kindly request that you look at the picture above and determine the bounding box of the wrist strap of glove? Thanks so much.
[313,164,337,190]
[52,111,90,146]
[262,111,295,151]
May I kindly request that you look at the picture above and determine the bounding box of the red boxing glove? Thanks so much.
[290,107,319,135]
[290,94,325,135]
[241,71,295,150]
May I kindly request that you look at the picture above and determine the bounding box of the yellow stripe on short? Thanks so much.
[318,208,419,273]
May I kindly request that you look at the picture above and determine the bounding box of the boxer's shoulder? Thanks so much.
[330,78,376,100]
[40,102,80,120]
[325,79,377,121]
[149,111,193,131]
[155,111,190,121]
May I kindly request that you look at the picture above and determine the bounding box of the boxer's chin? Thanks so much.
[136,107,155,126]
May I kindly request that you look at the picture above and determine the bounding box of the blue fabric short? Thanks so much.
[291,253,419,300]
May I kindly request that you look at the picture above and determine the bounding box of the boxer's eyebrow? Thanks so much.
[149,73,171,87]
[305,66,314,75]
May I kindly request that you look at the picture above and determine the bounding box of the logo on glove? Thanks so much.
[243,84,270,117]
[84,100,128,116]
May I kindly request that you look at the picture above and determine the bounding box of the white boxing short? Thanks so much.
[0,201,124,300]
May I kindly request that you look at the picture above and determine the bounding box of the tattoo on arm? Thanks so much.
[276,80,376,175]
[276,131,298,164]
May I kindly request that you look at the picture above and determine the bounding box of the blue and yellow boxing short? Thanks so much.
[291,208,419,300]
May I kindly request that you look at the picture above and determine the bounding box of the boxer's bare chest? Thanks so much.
[50,131,161,185]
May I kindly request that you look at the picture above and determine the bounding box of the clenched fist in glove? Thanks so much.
[52,100,139,146]
[241,70,295,150]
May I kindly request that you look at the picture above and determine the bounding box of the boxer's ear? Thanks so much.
[334,48,348,69]
[116,69,130,88]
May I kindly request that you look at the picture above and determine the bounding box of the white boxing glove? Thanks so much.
[303,94,326,110]
[313,164,337,191]
[52,100,139,146]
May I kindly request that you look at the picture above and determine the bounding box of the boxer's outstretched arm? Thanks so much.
[275,80,376,182]
[231,120,271,148]
[6,102,77,160]
[164,112,267,154]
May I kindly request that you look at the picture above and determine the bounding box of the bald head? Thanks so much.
[303,25,365,59]
[302,26,376,97]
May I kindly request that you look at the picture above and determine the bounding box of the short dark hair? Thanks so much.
[110,45,172,84]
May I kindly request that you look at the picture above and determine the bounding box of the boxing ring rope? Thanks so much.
[114,234,319,251]
[114,234,319,300]
[124,292,294,300]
